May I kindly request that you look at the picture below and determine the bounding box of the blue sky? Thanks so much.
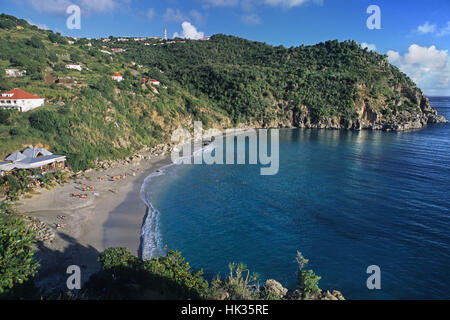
[2,0,450,95]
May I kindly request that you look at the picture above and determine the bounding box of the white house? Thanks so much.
[0,146,66,176]
[5,69,26,77]
[0,88,45,112]
[149,79,160,86]
[112,73,123,82]
[65,64,83,71]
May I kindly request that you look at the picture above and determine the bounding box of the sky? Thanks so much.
[1,0,450,95]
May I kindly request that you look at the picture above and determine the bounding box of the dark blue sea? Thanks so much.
[141,97,450,299]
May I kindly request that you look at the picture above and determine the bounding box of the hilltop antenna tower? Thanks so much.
[164,28,167,40]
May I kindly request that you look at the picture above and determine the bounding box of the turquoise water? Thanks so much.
[141,97,450,299]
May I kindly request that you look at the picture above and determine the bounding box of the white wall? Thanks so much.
[0,99,45,112]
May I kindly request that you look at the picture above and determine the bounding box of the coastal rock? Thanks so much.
[283,86,447,132]
[331,290,345,300]
[284,289,303,300]
[318,290,345,300]
[264,279,288,299]
[25,216,55,243]
[210,289,230,300]
[284,289,345,300]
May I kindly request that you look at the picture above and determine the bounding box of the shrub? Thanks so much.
[296,251,321,298]
[209,262,260,300]
[98,247,140,270]
[142,250,209,299]
[9,127,27,136]
[0,203,40,296]
[29,110,63,133]
[0,109,11,125]
[26,36,44,49]
[48,32,67,45]
[84,248,208,300]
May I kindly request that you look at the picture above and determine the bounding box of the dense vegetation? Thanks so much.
[0,13,428,171]
[84,248,209,299]
[0,168,69,201]
[65,247,326,300]
[0,225,328,300]
[0,202,39,297]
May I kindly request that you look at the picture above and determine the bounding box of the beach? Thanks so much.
[14,153,172,292]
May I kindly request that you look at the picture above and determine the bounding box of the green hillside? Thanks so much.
[0,14,445,170]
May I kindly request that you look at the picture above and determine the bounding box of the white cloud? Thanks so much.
[189,9,206,25]
[26,19,48,30]
[198,0,323,24]
[200,0,322,9]
[415,21,450,38]
[146,8,155,20]
[173,22,205,40]
[28,0,72,15]
[361,42,376,52]
[241,13,261,25]
[437,22,450,37]
[264,0,323,8]
[417,22,437,35]
[387,50,401,63]
[388,44,450,95]
[241,13,261,24]
[78,0,117,13]
[163,8,188,22]
[163,8,207,25]
[23,0,127,15]
[201,0,239,7]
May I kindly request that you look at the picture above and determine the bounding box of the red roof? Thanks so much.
[141,78,148,83]
[112,73,122,77]
[1,88,42,100]
[149,79,159,82]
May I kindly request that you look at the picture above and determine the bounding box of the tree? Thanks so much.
[29,110,62,133]
[26,36,44,49]
[84,248,209,299]
[296,251,321,298]
[0,203,40,296]
[48,32,67,44]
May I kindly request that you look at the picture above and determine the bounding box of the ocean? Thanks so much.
[140,97,450,299]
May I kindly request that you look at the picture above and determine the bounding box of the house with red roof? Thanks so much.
[112,73,123,82]
[0,88,45,112]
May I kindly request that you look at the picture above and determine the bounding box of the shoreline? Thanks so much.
[12,129,241,292]
[14,153,172,291]
[103,156,173,257]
